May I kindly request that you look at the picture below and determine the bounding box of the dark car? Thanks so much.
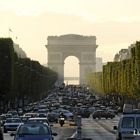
[79,108,91,118]
[20,116,30,123]
[7,110,18,117]
[92,110,115,119]
[0,123,4,140]
[36,113,47,118]
[0,114,6,126]
[47,110,59,123]
[10,122,57,140]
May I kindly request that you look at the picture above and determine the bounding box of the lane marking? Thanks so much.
[70,131,77,138]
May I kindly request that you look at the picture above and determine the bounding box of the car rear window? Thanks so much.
[18,123,50,135]
[121,117,134,128]
[6,119,21,123]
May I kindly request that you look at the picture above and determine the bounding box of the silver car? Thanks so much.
[4,118,22,133]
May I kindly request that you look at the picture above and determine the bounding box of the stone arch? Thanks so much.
[63,52,81,63]
[45,34,98,84]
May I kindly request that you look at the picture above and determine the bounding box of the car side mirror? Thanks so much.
[10,133,15,136]
[52,132,57,136]
[113,126,118,130]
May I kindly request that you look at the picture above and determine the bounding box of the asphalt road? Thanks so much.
[78,115,120,140]
[3,116,119,140]
[52,121,76,140]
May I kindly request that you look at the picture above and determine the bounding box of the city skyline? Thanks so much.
[0,0,140,65]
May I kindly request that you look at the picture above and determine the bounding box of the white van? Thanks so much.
[114,109,140,140]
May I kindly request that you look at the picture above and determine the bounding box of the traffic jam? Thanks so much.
[0,84,140,140]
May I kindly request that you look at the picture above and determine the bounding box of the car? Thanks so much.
[47,110,59,123]
[6,113,13,118]
[7,110,18,117]
[3,118,22,133]
[0,114,7,126]
[59,109,74,121]
[10,122,57,140]
[114,109,140,140]
[107,109,117,115]
[20,116,30,123]
[88,107,95,114]
[36,113,47,118]
[0,122,4,140]
[92,110,115,119]
[78,108,91,118]
[23,112,37,118]
[38,109,49,114]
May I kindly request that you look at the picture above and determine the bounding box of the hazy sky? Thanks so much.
[0,0,140,66]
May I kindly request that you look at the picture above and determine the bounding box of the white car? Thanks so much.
[114,109,140,140]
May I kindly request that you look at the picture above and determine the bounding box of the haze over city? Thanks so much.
[0,0,140,66]
[1,1,140,139]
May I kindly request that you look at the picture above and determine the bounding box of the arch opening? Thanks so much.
[64,56,79,85]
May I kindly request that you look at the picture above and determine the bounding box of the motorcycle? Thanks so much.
[59,117,65,127]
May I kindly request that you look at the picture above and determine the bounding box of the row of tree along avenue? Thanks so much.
[87,41,140,106]
[0,38,57,113]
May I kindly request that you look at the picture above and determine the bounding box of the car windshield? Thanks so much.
[17,123,50,135]
[122,117,134,128]
[136,117,140,128]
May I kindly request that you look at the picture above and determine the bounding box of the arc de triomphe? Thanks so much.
[45,34,98,84]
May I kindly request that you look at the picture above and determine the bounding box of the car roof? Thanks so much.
[6,118,20,120]
[122,109,140,117]
[24,113,37,114]
[29,117,48,120]
[23,122,49,126]
[122,114,140,117]
[8,110,17,112]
